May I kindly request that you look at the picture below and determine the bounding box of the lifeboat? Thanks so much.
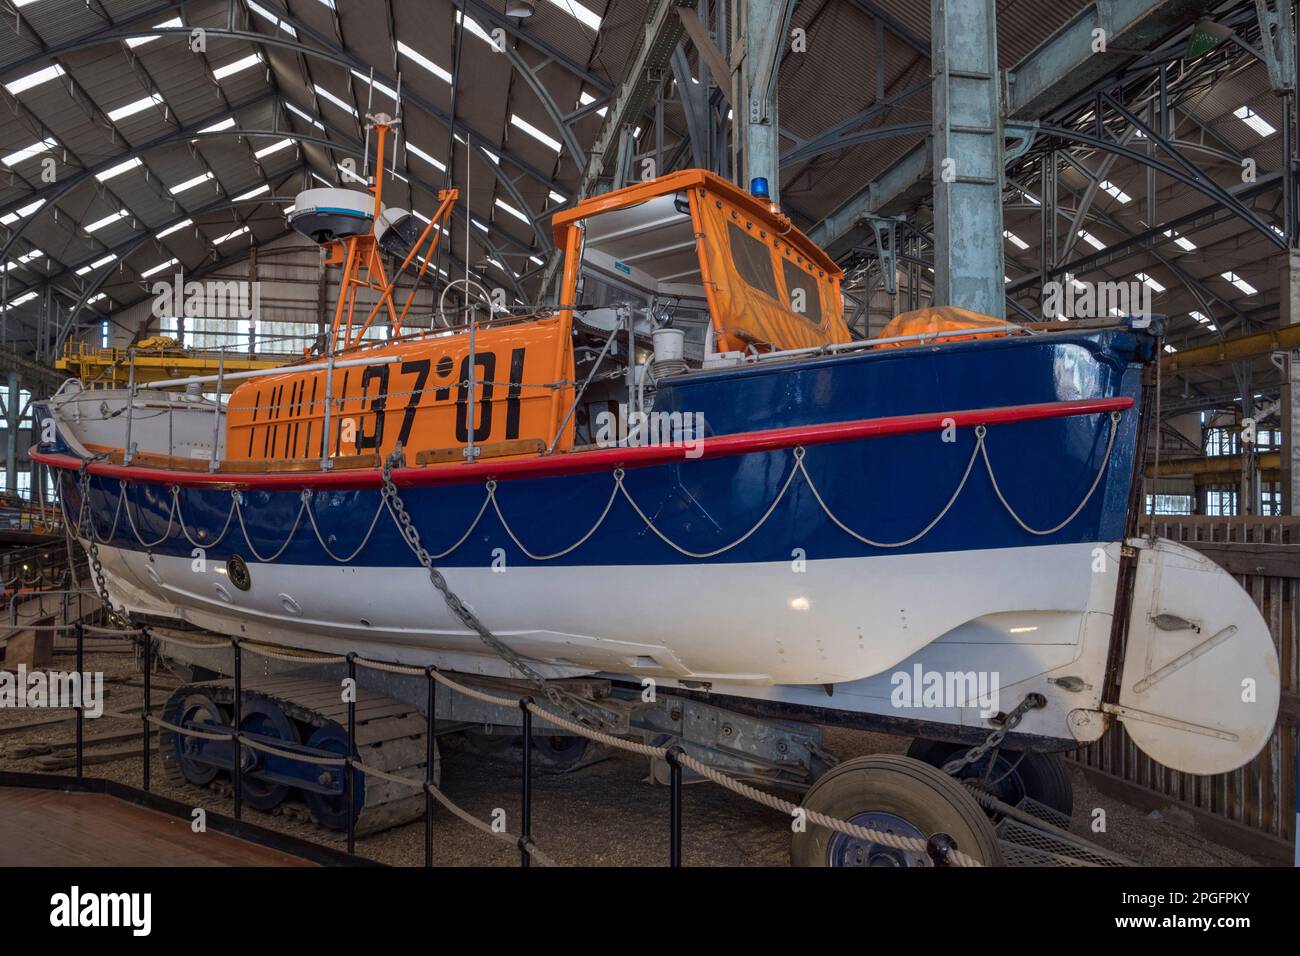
[31,117,1279,780]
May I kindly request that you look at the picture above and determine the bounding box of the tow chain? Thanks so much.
[78,457,129,626]
[941,693,1046,777]
[380,448,616,730]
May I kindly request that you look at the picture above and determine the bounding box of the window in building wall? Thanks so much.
[1205,488,1238,516]
[1260,490,1282,516]
[101,320,109,348]
[1254,428,1282,451]
[1205,427,1239,457]
[1145,493,1193,515]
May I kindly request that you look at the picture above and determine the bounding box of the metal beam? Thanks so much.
[1005,0,1220,120]
[807,138,932,258]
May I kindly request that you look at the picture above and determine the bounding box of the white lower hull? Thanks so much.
[92,536,1281,772]
[97,537,1117,684]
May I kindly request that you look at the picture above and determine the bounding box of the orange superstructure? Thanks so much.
[224,316,574,467]
[553,170,851,353]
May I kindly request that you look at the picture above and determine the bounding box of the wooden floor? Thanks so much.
[0,787,315,866]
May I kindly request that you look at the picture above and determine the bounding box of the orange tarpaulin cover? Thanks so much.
[874,306,1018,348]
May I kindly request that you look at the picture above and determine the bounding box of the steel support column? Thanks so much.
[739,0,795,201]
[931,0,1005,317]
[4,370,18,496]
[1282,251,1300,514]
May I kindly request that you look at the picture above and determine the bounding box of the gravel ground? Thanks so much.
[0,651,1265,867]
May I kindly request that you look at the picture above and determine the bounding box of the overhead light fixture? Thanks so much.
[506,0,535,17]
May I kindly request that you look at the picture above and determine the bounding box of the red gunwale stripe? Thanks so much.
[30,396,1133,492]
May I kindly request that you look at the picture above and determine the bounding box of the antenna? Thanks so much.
[361,67,376,180]
[391,71,403,178]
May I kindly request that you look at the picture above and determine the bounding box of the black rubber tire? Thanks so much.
[791,754,1003,867]
[905,738,1074,819]
[531,733,590,771]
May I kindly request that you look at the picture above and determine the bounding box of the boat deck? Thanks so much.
[0,787,315,866]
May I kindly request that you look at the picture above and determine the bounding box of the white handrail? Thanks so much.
[137,353,403,390]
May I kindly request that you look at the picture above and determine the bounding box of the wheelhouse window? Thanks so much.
[782,258,822,325]
[727,222,780,301]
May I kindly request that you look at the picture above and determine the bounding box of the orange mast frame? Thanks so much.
[327,119,458,349]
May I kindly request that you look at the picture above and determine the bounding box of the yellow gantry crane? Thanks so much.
[55,339,288,391]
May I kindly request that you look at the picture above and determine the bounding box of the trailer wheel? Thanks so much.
[531,734,590,771]
[237,698,300,811]
[905,739,1074,819]
[791,754,1003,867]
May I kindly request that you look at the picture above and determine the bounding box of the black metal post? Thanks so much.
[346,653,357,856]
[667,745,683,867]
[425,666,436,868]
[232,638,242,820]
[141,628,151,791]
[74,622,84,777]
[519,698,533,867]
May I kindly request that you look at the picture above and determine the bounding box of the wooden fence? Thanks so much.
[1069,517,1299,860]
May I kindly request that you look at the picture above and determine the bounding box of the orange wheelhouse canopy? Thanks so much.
[552,170,852,354]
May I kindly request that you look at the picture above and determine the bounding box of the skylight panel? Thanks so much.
[495,198,529,223]
[0,198,45,225]
[1135,272,1165,293]
[337,162,367,185]
[546,0,602,30]
[455,11,496,46]
[285,101,325,131]
[255,138,295,159]
[198,117,236,134]
[396,41,451,84]
[235,184,270,200]
[1163,229,1196,251]
[213,53,262,80]
[549,190,567,205]
[126,17,182,49]
[406,142,446,172]
[1189,310,1216,331]
[1221,271,1257,295]
[3,138,56,167]
[1098,180,1131,203]
[85,209,129,233]
[213,226,250,244]
[4,64,64,96]
[141,258,179,278]
[76,253,118,275]
[95,157,143,182]
[509,114,561,153]
[350,70,397,101]
[577,90,608,118]
[248,1,298,37]
[169,171,214,194]
[313,84,358,117]
[1076,230,1105,250]
[1002,230,1029,251]
[107,93,163,122]
[1,291,38,310]
[1233,106,1275,138]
